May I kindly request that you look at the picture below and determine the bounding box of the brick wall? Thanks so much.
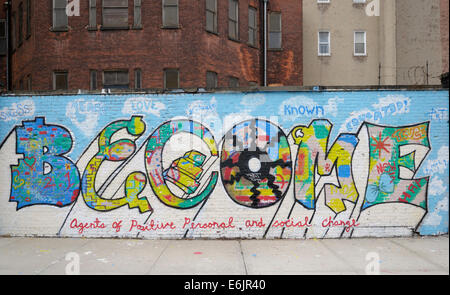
[0,7,6,91]
[7,0,302,91]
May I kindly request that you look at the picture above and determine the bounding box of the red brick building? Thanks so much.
[0,0,302,92]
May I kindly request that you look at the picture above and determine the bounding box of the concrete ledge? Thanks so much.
[1,85,447,97]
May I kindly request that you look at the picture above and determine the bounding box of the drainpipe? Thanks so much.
[263,0,268,87]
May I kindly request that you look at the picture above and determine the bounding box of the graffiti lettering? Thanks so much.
[10,118,80,209]
[5,117,433,216]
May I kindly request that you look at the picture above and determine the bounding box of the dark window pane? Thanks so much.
[229,21,237,39]
[117,71,129,83]
[206,0,216,11]
[164,6,178,27]
[319,32,328,43]
[104,0,128,7]
[54,0,67,9]
[319,44,329,55]
[90,70,97,90]
[0,20,5,38]
[206,11,215,32]
[54,9,68,27]
[229,0,237,20]
[269,13,281,31]
[269,32,281,49]
[54,72,68,90]
[248,7,257,46]
[134,0,142,27]
[229,77,239,88]
[89,0,96,28]
[164,69,179,89]
[206,71,217,89]
[103,8,128,27]
[355,43,365,54]
[53,0,68,29]
[134,69,142,89]
[163,0,178,27]
[228,0,238,39]
[248,29,255,46]
[249,8,256,28]
[104,70,129,89]
[27,75,32,90]
[269,12,281,49]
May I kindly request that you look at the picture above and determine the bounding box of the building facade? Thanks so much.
[0,0,303,92]
[302,0,448,87]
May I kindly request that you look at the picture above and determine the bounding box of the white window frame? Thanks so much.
[354,31,367,56]
[353,0,366,3]
[318,31,330,56]
[317,0,330,3]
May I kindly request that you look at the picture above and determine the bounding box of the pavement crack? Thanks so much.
[319,239,360,273]
[145,240,170,275]
[239,240,248,275]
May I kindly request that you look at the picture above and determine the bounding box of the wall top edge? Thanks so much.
[1,85,448,97]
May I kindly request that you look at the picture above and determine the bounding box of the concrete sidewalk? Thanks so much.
[0,235,447,275]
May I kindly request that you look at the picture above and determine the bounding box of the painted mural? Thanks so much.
[0,90,448,239]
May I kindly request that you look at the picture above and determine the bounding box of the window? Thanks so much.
[354,31,366,56]
[206,71,218,89]
[103,0,129,29]
[89,0,96,29]
[90,70,97,90]
[0,20,6,55]
[53,71,68,90]
[134,0,142,28]
[53,0,68,30]
[318,31,330,55]
[318,0,330,3]
[353,0,366,3]
[269,12,281,49]
[206,0,217,33]
[248,7,257,47]
[228,76,239,88]
[164,69,179,89]
[228,0,239,40]
[26,0,31,38]
[163,0,179,28]
[18,2,23,46]
[134,68,142,89]
[27,75,32,91]
[103,70,129,89]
